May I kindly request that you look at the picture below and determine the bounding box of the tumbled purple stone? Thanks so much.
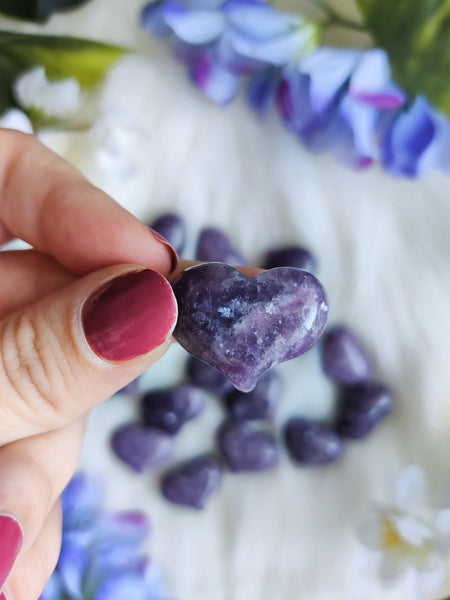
[195,227,246,266]
[321,326,372,384]
[217,421,278,472]
[111,423,175,473]
[172,263,329,392]
[284,418,344,466]
[161,455,223,509]
[149,212,186,255]
[336,381,394,439]
[141,385,206,434]
[262,245,316,273]
[224,370,282,420]
[186,355,236,396]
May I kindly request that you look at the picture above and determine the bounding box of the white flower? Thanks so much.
[14,66,82,119]
[0,108,33,133]
[357,466,450,599]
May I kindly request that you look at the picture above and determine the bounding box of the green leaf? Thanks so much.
[0,0,91,22]
[356,0,450,116]
[0,31,127,89]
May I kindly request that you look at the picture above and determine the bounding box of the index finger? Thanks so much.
[0,130,177,275]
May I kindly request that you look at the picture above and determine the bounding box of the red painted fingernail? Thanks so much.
[82,269,178,361]
[0,515,23,589]
[149,228,179,273]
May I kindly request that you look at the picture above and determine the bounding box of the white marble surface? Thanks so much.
[3,1,450,598]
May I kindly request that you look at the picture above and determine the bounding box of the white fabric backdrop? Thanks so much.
[3,1,450,598]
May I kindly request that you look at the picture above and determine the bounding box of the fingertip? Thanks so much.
[82,268,178,362]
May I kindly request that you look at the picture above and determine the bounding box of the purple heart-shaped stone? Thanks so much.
[161,455,223,509]
[172,263,329,392]
[217,421,278,472]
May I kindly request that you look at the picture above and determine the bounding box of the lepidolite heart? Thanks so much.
[172,263,329,392]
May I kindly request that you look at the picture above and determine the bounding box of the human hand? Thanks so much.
[0,130,179,600]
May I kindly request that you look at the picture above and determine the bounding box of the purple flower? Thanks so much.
[381,96,443,177]
[246,68,282,116]
[141,0,450,177]
[190,53,241,104]
[141,0,319,105]
[40,473,166,600]
[276,46,446,172]
[348,49,406,110]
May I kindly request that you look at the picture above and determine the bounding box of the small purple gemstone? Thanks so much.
[224,370,282,420]
[141,385,206,435]
[186,355,236,396]
[284,418,344,466]
[111,424,175,473]
[262,245,316,273]
[149,212,187,255]
[321,326,372,384]
[217,421,278,472]
[172,263,329,392]
[161,455,223,509]
[195,227,246,266]
[336,381,394,439]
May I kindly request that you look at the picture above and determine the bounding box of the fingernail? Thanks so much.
[82,269,178,361]
[149,228,179,273]
[0,515,23,589]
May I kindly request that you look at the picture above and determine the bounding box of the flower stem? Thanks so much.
[313,0,367,32]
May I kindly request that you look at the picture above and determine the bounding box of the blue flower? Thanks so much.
[381,96,444,177]
[141,0,450,177]
[40,473,166,600]
[141,0,319,105]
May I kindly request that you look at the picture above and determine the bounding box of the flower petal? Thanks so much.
[435,508,450,536]
[277,69,315,132]
[58,536,90,600]
[93,570,149,600]
[231,27,315,65]
[356,513,383,551]
[382,97,439,177]
[62,472,103,532]
[141,1,173,37]
[190,55,240,104]
[0,108,33,133]
[164,2,226,44]
[301,47,360,115]
[39,571,64,600]
[223,0,300,39]
[142,559,167,599]
[14,66,81,119]
[338,94,378,160]
[394,466,426,513]
[436,119,450,174]
[247,68,281,116]
[92,511,151,551]
[215,31,265,74]
[391,514,433,547]
[349,49,406,110]
[379,553,407,582]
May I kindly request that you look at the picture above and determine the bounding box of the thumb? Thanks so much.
[0,266,178,444]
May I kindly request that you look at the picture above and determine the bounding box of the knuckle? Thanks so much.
[0,309,76,427]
